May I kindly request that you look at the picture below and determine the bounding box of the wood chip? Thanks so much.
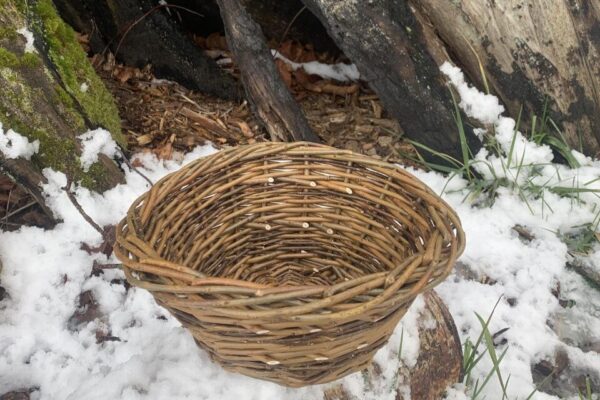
[136,134,153,145]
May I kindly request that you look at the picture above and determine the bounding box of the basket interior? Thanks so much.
[141,153,437,288]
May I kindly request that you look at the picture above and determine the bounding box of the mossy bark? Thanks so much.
[0,0,125,193]
[53,0,241,100]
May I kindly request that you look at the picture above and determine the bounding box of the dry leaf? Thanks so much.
[154,141,173,160]
[275,59,293,89]
[206,33,228,50]
[192,34,206,48]
[378,136,393,147]
[371,100,382,119]
[131,157,145,168]
[115,67,134,83]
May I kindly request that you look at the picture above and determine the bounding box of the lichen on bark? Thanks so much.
[31,0,125,145]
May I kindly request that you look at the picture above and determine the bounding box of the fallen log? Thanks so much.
[323,290,463,400]
[294,0,483,163]
[53,0,241,100]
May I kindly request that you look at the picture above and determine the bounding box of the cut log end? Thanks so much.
[322,290,463,400]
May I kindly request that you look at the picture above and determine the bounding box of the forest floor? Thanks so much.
[1,35,600,400]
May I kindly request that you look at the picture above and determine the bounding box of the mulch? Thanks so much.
[0,34,418,230]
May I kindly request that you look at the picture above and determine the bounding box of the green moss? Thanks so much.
[20,52,41,68]
[6,0,26,15]
[80,162,110,189]
[0,48,19,68]
[0,106,111,190]
[0,27,18,40]
[52,83,86,130]
[0,49,41,69]
[0,68,35,113]
[31,0,126,148]
[0,0,124,191]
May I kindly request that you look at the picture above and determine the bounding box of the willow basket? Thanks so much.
[114,141,465,387]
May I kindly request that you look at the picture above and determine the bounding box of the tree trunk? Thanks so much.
[53,0,241,101]
[216,0,320,142]
[300,0,483,164]
[0,0,125,201]
[410,0,600,156]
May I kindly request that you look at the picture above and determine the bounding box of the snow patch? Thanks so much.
[78,129,119,171]
[272,50,360,82]
[440,62,504,124]
[0,142,427,400]
[16,27,36,53]
[431,62,600,398]
[0,123,39,160]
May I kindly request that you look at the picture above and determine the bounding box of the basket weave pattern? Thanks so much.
[114,142,465,387]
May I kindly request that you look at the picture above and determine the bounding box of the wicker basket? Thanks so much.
[114,142,465,387]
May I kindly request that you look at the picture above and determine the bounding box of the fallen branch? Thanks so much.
[216,0,320,142]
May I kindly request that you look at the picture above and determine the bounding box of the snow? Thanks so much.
[1,62,600,399]
[0,123,39,160]
[16,27,36,53]
[440,62,504,124]
[78,129,120,171]
[272,50,360,82]
[429,62,600,399]
[0,144,424,400]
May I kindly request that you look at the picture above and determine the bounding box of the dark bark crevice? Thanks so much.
[54,0,242,100]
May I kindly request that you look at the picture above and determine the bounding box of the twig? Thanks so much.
[3,187,11,226]
[4,200,37,220]
[64,177,105,238]
[118,148,153,187]
[97,263,121,269]
[278,6,307,50]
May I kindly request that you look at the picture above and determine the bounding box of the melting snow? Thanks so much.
[16,27,36,53]
[78,129,120,171]
[272,50,360,82]
[0,123,39,160]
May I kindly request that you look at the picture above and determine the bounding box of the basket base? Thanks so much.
[181,303,410,387]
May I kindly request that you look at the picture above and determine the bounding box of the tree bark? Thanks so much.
[53,0,241,101]
[300,0,482,164]
[216,0,320,142]
[410,0,600,156]
[0,0,124,200]
[408,290,463,399]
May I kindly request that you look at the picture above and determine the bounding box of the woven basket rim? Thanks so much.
[116,141,465,296]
